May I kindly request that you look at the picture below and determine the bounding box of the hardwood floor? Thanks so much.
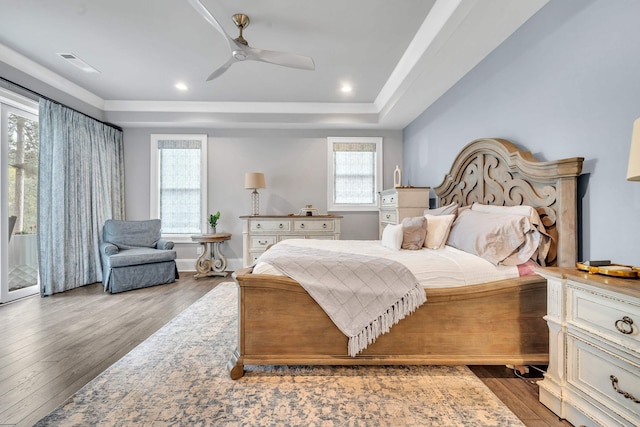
[1,274,571,427]
[0,273,225,427]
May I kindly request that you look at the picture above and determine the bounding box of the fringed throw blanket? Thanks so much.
[256,243,426,357]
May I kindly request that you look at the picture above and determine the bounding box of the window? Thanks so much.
[150,134,207,242]
[327,137,382,211]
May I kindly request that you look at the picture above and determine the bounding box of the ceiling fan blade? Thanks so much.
[246,47,315,71]
[187,0,233,51]
[206,57,236,81]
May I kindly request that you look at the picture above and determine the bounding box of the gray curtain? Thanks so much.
[38,99,125,296]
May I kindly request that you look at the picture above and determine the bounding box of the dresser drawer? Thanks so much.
[250,236,276,250]
[293,220,334,232]
[250,220,291,232]
[249,251,264,264]
[380,192,398,206]
[567,335,640,422]
[380,210,397,223]
[568,284,640,349]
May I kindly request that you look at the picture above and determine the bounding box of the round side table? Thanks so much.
[190,233,232,279]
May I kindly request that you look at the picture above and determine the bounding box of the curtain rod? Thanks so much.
[0,76,123,132]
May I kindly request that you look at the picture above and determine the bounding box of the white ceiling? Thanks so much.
[0,0,549,129]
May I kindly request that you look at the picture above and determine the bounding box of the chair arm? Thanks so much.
[156,239,174,250]
[100,242,119,256]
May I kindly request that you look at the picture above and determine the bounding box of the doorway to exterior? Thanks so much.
[1,89,39,303]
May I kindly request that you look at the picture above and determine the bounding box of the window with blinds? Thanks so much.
[327,137,382,211]
[150,134,208,240]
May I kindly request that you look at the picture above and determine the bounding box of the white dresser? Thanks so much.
[378,187,430,238]
[241,215,342,267]
[538,268,640,427]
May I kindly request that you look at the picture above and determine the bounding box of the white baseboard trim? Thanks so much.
[177,258,243,275]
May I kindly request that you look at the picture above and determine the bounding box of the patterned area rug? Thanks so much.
[36,282,524,426]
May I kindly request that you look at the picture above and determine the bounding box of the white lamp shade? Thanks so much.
[244,172,266,189]
[627,117,640,181]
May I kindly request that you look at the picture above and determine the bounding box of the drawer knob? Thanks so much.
[279,223,283,229]
[300,223,305,229]
[610,375,640,403]
[615,316,635,335]
[256,224,261,229]
[385,214,390,220]
[323,223,327,229]
[258,240,268,245]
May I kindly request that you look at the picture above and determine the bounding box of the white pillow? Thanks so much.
[423,202,458,217]
[423,214,455,249]
[381,224,403,251]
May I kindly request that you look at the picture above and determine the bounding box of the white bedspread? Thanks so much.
[252,239,521,288]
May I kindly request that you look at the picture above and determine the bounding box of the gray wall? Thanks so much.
[124,128,403,268]
[403,0,640,265]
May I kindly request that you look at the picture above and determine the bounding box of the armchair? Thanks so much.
[100,219,179,293]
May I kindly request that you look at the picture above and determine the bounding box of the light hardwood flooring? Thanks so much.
[1,274,571,427]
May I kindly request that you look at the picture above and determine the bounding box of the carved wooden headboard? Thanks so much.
[433,138,584,267]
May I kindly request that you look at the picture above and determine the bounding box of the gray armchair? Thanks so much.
[100,219,179,293]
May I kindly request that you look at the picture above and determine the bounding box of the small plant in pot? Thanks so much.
[208,211,220,234]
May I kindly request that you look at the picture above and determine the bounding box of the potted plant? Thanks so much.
[208,211,220,234]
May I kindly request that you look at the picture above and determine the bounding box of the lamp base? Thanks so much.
[251,189,260,216]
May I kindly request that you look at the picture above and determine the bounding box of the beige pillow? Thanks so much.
[423,201,458,217]
[381,224,403,251]
[401,216,427,250]
[470,203,551,265]
[446,210,532,265]
[423,214,456,249]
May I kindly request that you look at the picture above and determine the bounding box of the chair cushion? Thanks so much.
[108,247,176,268]
[103,219,161,249]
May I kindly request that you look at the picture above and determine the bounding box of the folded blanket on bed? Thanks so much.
[256,243,426,357]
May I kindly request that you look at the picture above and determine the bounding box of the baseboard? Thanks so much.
[177,258,243,275]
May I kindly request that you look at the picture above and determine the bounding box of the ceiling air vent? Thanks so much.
[57,53,100,73]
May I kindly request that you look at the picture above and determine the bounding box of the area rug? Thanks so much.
[36,282,524,426]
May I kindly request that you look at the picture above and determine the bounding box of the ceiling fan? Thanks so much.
[188,0,316,81]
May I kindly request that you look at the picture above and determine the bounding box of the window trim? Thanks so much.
[149,134,207,243]
[327,136,382,212]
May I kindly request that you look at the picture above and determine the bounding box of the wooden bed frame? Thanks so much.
[229,138,583,379]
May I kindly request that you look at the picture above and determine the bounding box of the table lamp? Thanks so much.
[627,117,640,181]
[244,172,266,215]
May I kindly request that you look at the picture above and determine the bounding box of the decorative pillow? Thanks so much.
[401,216,427,250]
[423,214,455,249]
[446,210,533,265]
[423,201,458,217]
[470,203,551,265]
[381,224,403,251]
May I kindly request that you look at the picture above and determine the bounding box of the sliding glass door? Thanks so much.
[1,90,39,303]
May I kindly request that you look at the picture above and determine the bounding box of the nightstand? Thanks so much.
[537,267,640,427]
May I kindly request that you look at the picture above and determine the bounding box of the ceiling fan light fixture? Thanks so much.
[340,84,353,93]
[233,50,248,61]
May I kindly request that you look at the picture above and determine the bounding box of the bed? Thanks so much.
[228,138,583,379]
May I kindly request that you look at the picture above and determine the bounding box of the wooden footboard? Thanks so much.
[228,268,549,379]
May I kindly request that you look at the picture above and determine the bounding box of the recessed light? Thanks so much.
[175,82,188,91]
[340,84,353,93]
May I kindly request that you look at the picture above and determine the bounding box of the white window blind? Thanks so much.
[150,134,207,241]
[327,137,382,211]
